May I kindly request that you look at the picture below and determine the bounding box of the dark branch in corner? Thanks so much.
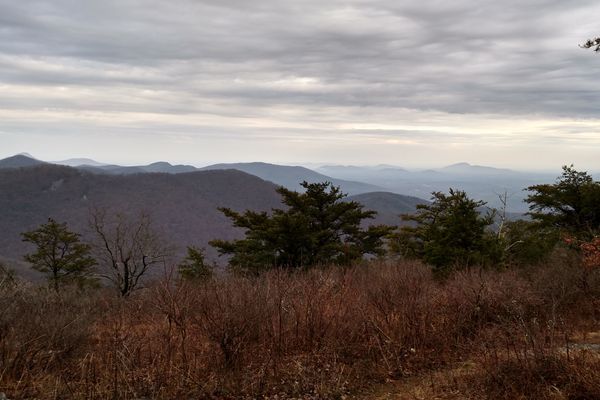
[580,37,600,52]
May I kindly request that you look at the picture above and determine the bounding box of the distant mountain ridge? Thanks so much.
[317,163,555,212]
[440,162,516,175]
[199,162,381,195]
[75,161,198,175]
[0,155,381,196]
[0,154,46,169]
[0,154,552,213]
[55,158,108,167]
[345,191,427,226]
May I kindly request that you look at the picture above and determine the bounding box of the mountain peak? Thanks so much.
[444,162,471,168]
[17,152,36,159]
[148,161,173,167]
[56,158,107,167]
[0,154,45,169]
[440,162,515,174]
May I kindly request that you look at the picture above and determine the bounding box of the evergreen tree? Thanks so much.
[178,246,213,281]
[21,218,96,292]
[501,219,559,266]
[392,189,499,272]
[210,181,392,274]
[526,165,600,239]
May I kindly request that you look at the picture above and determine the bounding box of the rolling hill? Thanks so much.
[74,161,197,175]
[54,158,108,167]
[200,162,381,195]
[1,155,381,196]
[346,191,428,226]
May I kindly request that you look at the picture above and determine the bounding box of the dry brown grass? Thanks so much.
[368,352,600,400]
[0,261,598,399]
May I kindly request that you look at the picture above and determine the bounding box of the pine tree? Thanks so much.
[22,218,96,292]
[392,189,499,272]
[526,165,600,238]
[210,181,392,274]
[178,246,213,281]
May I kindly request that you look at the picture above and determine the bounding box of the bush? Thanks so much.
[0,259,597,399]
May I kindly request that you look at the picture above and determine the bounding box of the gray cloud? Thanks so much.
[0,0,600,168]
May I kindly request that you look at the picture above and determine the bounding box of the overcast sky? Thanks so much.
[0,0,599,170]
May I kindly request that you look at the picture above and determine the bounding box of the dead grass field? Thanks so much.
[1,260,598,399]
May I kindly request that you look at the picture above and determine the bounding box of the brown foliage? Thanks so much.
[0,260,598,399]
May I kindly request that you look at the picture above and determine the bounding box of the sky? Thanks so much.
[0,0,599,170]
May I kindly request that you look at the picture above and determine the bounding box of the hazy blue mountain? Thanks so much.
[55,158,107,167]
[200,162,382,195]
[346,191,428,226]
[2,154,198,175]
[439,162,516,176]
[0,154,46,169]
[75,164,148,174]
[141,162,197,174]
[317,163,557,213]
[317,165,409,182]
[74,161,196,175]
[319,164,407,174]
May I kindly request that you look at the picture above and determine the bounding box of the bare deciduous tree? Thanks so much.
[90,208,170,296]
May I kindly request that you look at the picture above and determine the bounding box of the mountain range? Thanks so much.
[317,163,556,212]
[0,153,551,213]
[0,155,428,279]
[0,154,381,195]
[0,153,552,279]
[198,162,381,194]
[2,155,558,212]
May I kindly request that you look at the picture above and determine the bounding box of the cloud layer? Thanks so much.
[1,0,599,169]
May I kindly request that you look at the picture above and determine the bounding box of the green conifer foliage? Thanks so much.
[22,218,96,291]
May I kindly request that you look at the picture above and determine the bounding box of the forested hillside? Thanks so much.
[0,164,283,276]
